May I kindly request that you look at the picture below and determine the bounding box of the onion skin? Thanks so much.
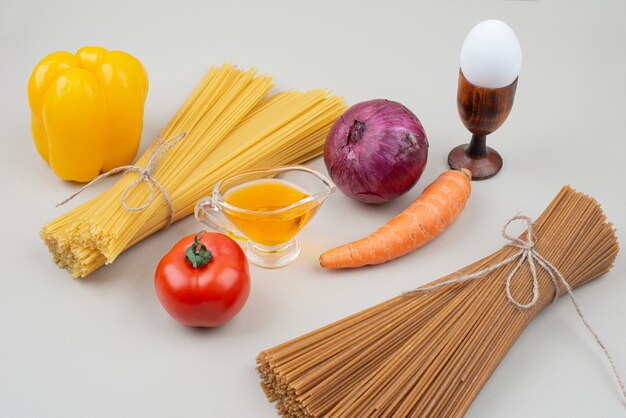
[324,99,428,204]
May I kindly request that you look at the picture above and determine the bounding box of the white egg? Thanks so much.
[460,19,522,89]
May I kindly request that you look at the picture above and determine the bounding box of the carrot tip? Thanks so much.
[459,168,472,180]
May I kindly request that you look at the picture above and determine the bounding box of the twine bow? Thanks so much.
[409,215,626,403]
[57,132,187,227]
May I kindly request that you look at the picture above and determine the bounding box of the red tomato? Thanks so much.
[154,232,250,327]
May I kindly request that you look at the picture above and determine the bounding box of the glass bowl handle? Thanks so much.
[194,197,247,242]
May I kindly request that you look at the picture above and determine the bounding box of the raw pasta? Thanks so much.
[257,186,619,417]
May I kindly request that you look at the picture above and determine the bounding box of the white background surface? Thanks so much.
[1,1,625,417]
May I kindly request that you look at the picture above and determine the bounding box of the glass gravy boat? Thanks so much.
[195,166,335,268]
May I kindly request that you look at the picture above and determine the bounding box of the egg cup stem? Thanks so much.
[448,135,503,180]
[466,134,487,158]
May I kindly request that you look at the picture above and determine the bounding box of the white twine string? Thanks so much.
[407,215,626,403]
[56,132,187,227]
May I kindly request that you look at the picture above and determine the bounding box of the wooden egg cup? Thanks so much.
[448,69,517,180]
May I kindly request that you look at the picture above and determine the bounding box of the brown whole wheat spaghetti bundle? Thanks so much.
[257,186,622,417]
[41,63,346,277]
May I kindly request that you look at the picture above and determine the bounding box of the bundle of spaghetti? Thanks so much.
[41,64,346,278]
[257,186,620,417]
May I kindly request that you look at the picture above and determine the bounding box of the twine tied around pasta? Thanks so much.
[57,132,187,227]
[408,215,626,403]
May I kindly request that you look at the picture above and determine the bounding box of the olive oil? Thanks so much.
[223,179,319,246]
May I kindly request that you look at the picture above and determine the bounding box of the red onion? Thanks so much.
[324,99,428,204]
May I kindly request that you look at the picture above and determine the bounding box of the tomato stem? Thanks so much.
[185,231,213,268]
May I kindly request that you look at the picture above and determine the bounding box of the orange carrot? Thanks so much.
[320,169,472,269]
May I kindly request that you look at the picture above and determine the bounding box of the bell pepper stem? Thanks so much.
[185,231,213,268]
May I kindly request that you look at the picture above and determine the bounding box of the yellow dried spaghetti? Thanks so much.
[41,64,346,278]
[257,186,620,417]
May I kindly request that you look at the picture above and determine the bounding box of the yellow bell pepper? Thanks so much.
[27,46,148,182]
